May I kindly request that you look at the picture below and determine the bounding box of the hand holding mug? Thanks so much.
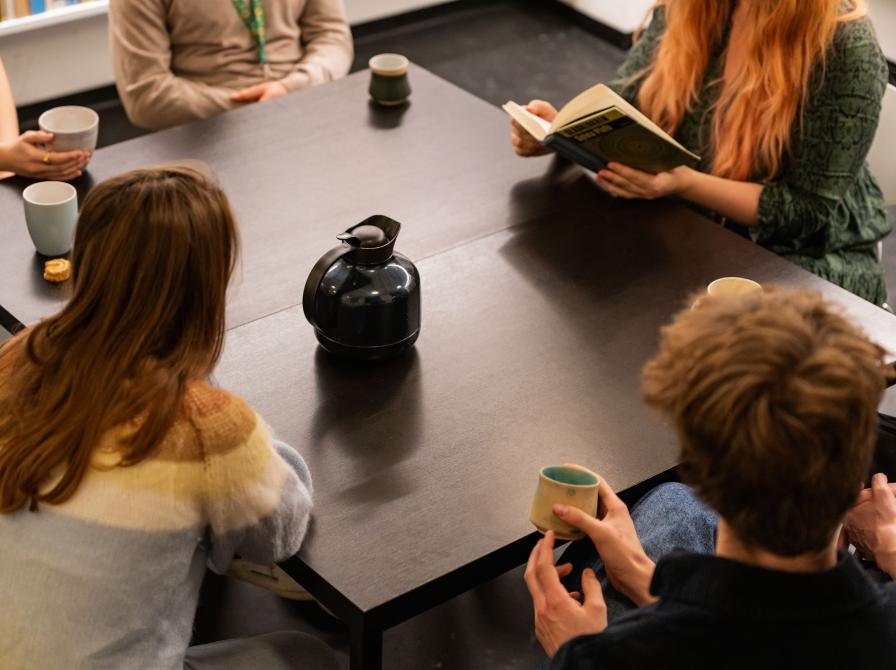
[530,465,600,540]
[553,478,657,607]
[0,131,89,181]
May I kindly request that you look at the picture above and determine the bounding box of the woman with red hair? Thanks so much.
[512,0,890,305]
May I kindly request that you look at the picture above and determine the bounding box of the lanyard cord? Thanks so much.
[231,0,268,64]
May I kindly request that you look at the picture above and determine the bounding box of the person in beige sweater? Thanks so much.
[109,0,353,130]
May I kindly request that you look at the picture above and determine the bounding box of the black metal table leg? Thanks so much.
[349,617,383,670]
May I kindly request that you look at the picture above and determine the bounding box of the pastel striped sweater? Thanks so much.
[0,368,312,670]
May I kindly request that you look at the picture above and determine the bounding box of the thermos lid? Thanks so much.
[303,215,404,328]
[337,216,400,266]
[338,224,388,250]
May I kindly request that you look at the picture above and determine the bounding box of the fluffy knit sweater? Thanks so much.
[0,364,312,670]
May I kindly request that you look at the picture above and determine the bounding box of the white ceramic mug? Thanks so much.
[693,276,762,310]
[23,181,78,256]
[529,465,600,540]
[707,276,762,297]
[38,106,99,153]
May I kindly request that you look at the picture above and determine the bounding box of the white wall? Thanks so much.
[3,0,895,107]
[0,10,112,106]
[348,0,441,24]
[870,0,896,62]
[559,0,653,34]
[0,0,440,106]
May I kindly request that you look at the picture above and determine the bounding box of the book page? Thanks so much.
[502,102,550,143]
[550,84,617,132]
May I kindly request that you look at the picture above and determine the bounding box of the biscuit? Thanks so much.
[43,258,71,283]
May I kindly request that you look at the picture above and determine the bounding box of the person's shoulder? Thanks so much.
[830,13,886,68]
[642,3,667,38]
[152,382,261,463]
[855,580,896,656]
[833,10,879,45]
[182,380,252,420]
[817,13,888,98]
[877,579,896,606]
[552,602,715,669]
[183,381,260,451]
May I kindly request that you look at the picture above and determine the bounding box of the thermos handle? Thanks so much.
[302,245,353,329]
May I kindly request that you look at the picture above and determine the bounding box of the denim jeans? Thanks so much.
[585,482,718,623]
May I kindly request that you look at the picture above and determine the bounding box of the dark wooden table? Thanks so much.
[3,67,896,669]
[0,65,556,332]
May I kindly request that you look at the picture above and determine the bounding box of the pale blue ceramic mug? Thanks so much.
[23,181,78,256]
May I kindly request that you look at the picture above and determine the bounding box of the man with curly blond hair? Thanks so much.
[525,288,896,668]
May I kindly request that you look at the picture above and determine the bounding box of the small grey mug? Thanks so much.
[369,54,411,106]
[23,181,78,256]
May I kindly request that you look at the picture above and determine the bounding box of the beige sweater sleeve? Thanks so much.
[108,0,236,130]
[279,0,354,93]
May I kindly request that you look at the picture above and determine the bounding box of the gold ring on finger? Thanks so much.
[42,152,51,165]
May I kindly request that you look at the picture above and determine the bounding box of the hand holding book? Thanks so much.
[596,161,692,201]
[504,83,699,175]
[510,100,556,158]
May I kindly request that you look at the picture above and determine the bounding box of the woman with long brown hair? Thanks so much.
[512,0,890,305]
[0,164,336,669]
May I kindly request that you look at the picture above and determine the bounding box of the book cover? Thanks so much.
[555,106,699,174]
[504,83,700,176]
[13,0,29,17]
[29,0,44,13]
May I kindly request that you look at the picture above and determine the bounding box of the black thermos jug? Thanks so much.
[302,215,421,360]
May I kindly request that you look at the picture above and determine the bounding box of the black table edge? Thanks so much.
[277,466,680,635]
[0,305,24,336]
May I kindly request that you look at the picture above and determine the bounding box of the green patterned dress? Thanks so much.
[611,7,891,304]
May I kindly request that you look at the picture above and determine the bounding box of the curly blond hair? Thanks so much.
[643,288,889,555]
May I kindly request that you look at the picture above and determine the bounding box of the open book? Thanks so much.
[503,84,699,174]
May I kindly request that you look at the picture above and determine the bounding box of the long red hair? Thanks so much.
[636,0,868,181]
[0,164,239,512]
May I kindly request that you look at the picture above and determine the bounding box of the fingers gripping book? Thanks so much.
[504,84,700,174]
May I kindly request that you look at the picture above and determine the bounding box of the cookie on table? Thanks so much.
[43,258,71,283]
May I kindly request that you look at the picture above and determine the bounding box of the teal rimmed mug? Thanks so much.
[529,465,600,540]
[369,53,411,106]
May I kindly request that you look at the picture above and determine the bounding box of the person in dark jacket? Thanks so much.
[524,287,896,669]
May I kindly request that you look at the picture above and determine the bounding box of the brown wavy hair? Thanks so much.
[0,163,239,512]
[635,0,867,181]
[643,288,889,556]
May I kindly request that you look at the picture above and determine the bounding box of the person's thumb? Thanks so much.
[526,100,556,120]
[872,473,896,511]
[553,504,607,543]
[21,130,53,145]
